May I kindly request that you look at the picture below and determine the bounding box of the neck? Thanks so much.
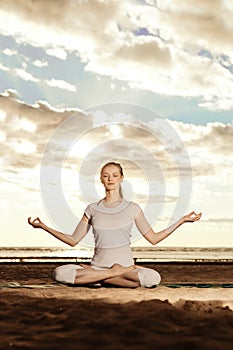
[104,190,121,203]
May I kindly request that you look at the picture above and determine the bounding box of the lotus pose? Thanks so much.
[28,161,201,288]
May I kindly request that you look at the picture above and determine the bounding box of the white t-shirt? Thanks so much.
[83,198,151,268]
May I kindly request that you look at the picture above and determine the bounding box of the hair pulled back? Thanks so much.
[100,161,124,198]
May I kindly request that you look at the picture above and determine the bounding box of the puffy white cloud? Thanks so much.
[45,78,77,92]
[0,62,10,71]
[15,68,40,82]
[2,48,18,56]
[32,59,48,68]
[17,117,37,133]
[46,47,68,60]
[9,138,37,154]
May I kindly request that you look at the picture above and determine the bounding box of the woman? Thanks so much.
[28,161,202,288]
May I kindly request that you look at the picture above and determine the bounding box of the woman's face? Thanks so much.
[100,165,123,191]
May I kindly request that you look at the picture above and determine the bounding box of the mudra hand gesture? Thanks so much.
[28,217,44,229]
[182,211,202,223]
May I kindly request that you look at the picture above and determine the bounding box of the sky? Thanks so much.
[0,0,232,248]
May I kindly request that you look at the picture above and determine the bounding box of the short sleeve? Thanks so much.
[130,202,143,218]
[84,205,92,219]
[134,207,152,235]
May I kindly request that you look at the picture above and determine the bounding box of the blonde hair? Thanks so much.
[100,161,124,198]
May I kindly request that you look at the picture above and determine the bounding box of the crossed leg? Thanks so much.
[101,270,141,288]
[74,264,140,288]
[54,263,161,288]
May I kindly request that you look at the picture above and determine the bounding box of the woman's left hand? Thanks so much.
[182,211,202,223]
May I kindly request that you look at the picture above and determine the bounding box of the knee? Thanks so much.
[138,268,161,288]
[53,264,78,284]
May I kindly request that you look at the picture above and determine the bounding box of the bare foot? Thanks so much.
[110,264,137,277]
[79,264,93,269]
[134,264,142,269]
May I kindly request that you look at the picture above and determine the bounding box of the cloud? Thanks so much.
[32,59,48,68]
[172,120,233,157]
[155,0,233,55]
[2,48,18,56]
[45,78,77,92]
[3,61,75,92]
[0,93,232,241]
[1,91,231,181]
[15,68,40,82]
[0,90,79,171]
[46,47,68,60]
[9,138,37,155]
[1,0,233,109]
[0,62,9,71]
[198,98,233,111]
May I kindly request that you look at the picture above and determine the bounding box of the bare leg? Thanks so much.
[74,264,137,285]
[102,270,140,288]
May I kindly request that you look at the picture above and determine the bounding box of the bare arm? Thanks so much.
[27,214,90,247]
[140,211,202,245]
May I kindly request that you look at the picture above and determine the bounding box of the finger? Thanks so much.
[194,213,201,221]
[186,212,196,219]
[33,217,41,223]
[28,217,34,225]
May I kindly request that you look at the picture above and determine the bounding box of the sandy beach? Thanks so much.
[0,263,233,349]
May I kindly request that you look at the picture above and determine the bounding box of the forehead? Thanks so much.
[101,165,121,174]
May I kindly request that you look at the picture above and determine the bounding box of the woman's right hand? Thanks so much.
[28,217,44,229]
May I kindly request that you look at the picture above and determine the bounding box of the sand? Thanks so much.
[0,263,233,349]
